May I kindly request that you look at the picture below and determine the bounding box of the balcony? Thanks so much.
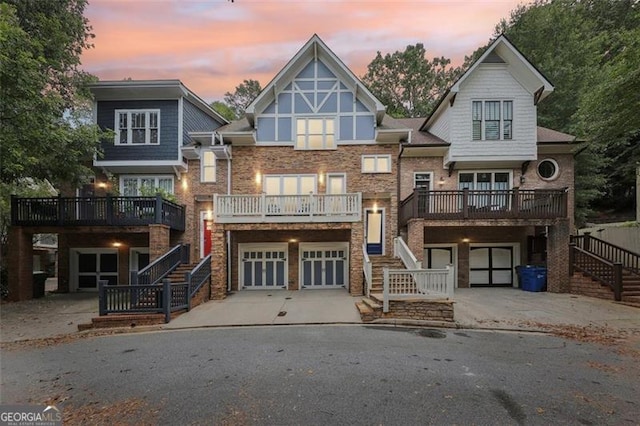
[11,195,185,231]
[214,193,362,223]
[399,188,568,226]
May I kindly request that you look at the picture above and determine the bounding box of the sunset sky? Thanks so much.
[81,0,529,102]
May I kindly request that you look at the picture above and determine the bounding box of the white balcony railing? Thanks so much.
[213,193,362,223]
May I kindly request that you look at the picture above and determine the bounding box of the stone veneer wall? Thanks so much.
[383,299,454,322]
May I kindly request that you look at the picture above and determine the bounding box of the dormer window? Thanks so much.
[296,118,335,150]
[472,101,512,141]
[115,110,160,145]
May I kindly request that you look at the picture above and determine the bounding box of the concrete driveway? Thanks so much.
[2,287,639,343]
[165,289,362,329]
[454,287,640,332]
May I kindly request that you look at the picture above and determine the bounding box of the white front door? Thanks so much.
[300,243,349,289]
[239,243,288,290]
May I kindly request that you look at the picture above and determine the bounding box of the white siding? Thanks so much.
[448,64,537,163]
[429,108,449,141]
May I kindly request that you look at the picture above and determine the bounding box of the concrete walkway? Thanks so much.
[165,289,362,329]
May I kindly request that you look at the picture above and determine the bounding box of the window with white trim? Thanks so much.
[115,110,160,145]
[414,172,432,189]
[362,155,391,173]
[472,101,512,141]
[120,176,174,196]
[296,118,335,150]
[264,174,317,195]
[201,151,216,183]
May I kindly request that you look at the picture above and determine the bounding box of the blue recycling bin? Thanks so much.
[516,265,547,292]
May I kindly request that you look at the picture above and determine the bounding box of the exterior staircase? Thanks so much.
[356,255,405,322]
[620,270,640,307]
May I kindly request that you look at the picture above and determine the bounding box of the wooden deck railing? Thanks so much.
[569,243,623,301]
[11,195,185,231]
[571,234,640,276]
[98,279,190,323]
[214,193,361,223]
[399,188,568,225]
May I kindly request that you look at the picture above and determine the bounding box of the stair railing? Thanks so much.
[569,243,623,301]
[186,254,212,310]
[572,233,640,275]
[393,236,421,269]
[133,244,190,286]
[363,243,372,297]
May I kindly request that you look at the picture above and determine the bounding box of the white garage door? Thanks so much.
[239,243,288,290]
[300,243,349,289]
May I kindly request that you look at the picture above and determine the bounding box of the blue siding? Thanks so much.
[98,100,179,161]
[182,98,224,146]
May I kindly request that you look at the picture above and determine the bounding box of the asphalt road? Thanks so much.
[1,325,639,425]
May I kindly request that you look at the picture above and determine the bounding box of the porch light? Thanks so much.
[289,238,298,243]
[206,209,213,220]
[182,178,188,191]
[439,177,445,186]
[112,241,122,248]
[318,172,324,185]
[462,237,470,243]
[97,182,107,189]
[372,203,378,213]
[255,172,262,185]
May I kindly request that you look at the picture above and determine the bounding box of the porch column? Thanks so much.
[8,227,33,301]
[210,223,227,300]
[349,221,364,296]
[149,224,170,261]
[57,234,70,293]
[547,219,571,293]
[406,218,425,265]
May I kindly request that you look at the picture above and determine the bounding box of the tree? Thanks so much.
[0,0,103,294]
[362,44,461,118]
[210,100,236,122]
[223,79,262,119]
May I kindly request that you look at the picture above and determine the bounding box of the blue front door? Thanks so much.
[366,210,383,255]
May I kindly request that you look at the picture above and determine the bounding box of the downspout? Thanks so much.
[224,135,232,293]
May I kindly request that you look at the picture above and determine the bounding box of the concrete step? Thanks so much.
[362,297,382,310]
[78,313,167,330]
[355,301,378,323]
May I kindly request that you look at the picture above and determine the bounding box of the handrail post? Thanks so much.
[186,271,192,311]
[583,232,591,253]
[155,194,163,224]
[98,280,107,316]
[613,262,623,301]
[106,194,113,225]
[446,265,454,298]
[163,279,171,323]
[568,243,576,275]
[383,267,389,313]
[261,192,266,220]
[462,188,469,219]
[57,194,64,226]
[512,187,520,218]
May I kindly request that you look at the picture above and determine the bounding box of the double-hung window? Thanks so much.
[115,110,160,145]
[201,151,216,183]
[471,101,512,141]
[296,118,335,150]
[362,155,391,173]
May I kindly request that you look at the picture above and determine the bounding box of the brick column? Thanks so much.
[406,218,425,264]
[547,219,571,293]
[349,221,364,296]
[8,227,33,301]
[148,224,170,261]
[210,223,227,300]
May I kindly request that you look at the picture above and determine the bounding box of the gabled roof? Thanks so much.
[421,34,554,131]
[536,126,577,143]
[88,79,229,125]
[245,34,386,126]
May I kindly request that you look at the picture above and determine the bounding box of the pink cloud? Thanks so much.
[82,0,528,102]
